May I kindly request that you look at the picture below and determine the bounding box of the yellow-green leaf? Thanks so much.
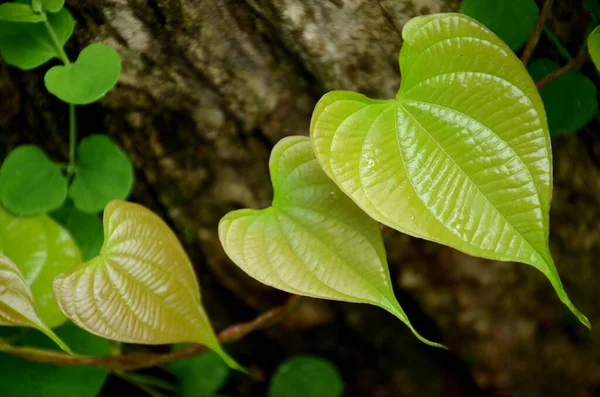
[310,14,588,327]
[0,253,70,352]
[219,136,444,348]
[53,200,241,369]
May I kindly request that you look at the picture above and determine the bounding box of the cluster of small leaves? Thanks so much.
[462,0,599,136]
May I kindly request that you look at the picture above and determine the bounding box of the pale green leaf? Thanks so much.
[589,25,600,70]
[0,3,46,23]
[45,43,122,105]
[219,136,444,348]
[528,59,597,136]
[460,0,539,51]
[0,145,68,216]
[0,254,70,352]
[310,14,588,327]
[0,206,81,328]
[0,7,73,70]
[69,134,134,214]
[268,356,343,397]
[53,200,241,370]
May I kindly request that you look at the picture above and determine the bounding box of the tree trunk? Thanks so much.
[1,0,599,396]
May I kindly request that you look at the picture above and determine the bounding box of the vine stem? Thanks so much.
[521,0,554,66]
[0,295,300,371]
[536,51,590,89]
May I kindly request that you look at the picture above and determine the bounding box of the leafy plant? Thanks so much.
[268,356,343,397]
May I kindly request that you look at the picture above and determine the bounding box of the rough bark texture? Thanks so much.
[1,0,599,396]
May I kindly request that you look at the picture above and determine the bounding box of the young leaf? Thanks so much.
[268,356,343,397]
[460,0,539,51]
[0,145,68,215]
[51,200,104,261]
[0,254,70,352]
[68,135,134,214]
[0,206,81,328]
[219,136,443,348]
[588,25,600,71]
[528,59,598,136]
[169,348,230,397]
[310,14,588,327]
[0,7,73,70]
[53,200,241,370]
[0,3,46,23]
[0,322,109,397]
[45,43,122,105]
[41,0,65,13]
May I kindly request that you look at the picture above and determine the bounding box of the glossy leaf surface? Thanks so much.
[45,43,121,104]
[51,200,104,261]
[0,206,80,328]
[528,59,598,136]
[0,254,69,352]
[69,134,134,214]
[53,200,240,369]
[460,0,538,51]
[220,136,443,347]
[0,7,73,69]
[0,322,109,397]
[169,347,230,397]
[0,145,68,215]
[310,14,588,326]
[0,3,45,22]
[268,356,343,397]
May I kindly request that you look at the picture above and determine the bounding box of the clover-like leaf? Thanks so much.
[268,356,343,397]
[310,14,588,327]
[528,59,598,136]
[51,200,104,261]
[68,135,134,214]
[460,0,539,51]
[219,136,443,347]
[0,3,46,23]
[0,7,73,70]
[53,200,241,370]
[0,254,70,352]
[169,347,230,397]
[589,26,600,71]
[45,43,121,105]
[0,206,81,328]
[41,0,64,13]
[0,145,68,216]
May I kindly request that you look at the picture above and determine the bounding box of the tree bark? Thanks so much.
[1,0,599,396]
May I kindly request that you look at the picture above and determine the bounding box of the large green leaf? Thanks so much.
[45,43,122,105]
[0,206,81,328]
[0,3,46,23]
[0,7,73,70]
[460,0,539,51]
[268,356,343,397]
[0,322,109,397]
[0,145,68,216]
[69,134,134,214]
[310,14,588,327]
[0,253,70,352]
[528,59,597,136]
[219,136,443,347]
[169,348,230,397]
[53,200,241,370]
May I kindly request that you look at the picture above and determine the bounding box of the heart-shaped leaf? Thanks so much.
[0,253,70,352]
[53,200,241,370]
[589,26,600,71]
[0,206,81,328]
[0,3,46,23]
[45,43,121,105]
[51,200,104,261]
[460,0,539,51]
[219,136,443,347]
[0,145,68,216]
[0,7,73,70]
[268,356,343,397]
[528,59,598,136]
[68,134,134,214]
[310,14,588,327]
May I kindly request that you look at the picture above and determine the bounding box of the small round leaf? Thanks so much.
[528,59,598,136]
[169,348,231,397]
[69,135,134,214]
[45,43,121,105]
[0,145,68,216]
[51,200,104,261]
[461,0,539,51]
[42,0,65,13]
[268,356,343,397]
[0,3,46,23]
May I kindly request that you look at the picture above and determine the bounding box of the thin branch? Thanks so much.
[536,52,590,89]
[521,0,554,66]
[0,295,300,371]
